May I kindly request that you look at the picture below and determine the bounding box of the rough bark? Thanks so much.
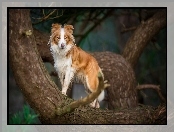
[122,9,167,68]
[9,9,166,124]
[91,52,138,109]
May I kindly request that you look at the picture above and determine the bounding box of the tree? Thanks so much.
[9,9,166,124]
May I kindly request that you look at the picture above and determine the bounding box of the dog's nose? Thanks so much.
[61,43,65,48]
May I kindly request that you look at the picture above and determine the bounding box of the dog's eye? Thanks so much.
[64,36,67,39]
[57,36,60,39]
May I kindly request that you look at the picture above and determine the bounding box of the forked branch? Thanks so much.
[136,84,166,103]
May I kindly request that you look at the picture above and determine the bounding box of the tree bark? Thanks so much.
[122,9,167,68]
[91,52,138,109]
[9,9,166,124]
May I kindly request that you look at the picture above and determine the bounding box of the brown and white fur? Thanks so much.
[49,23,104,108]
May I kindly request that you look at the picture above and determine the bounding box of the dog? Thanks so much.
[49,23,105,108]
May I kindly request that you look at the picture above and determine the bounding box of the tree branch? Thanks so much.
[32,9,62,25]
[121,26,137,33]
[51,104,166,124]
[136,84,166,103]
[122,9,167,68]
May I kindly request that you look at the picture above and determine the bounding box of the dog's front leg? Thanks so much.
[58,72,64,88]
[62,68,75,95]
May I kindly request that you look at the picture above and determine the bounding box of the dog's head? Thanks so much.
[51,23,75,50]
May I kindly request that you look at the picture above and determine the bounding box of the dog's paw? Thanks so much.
[62,91,67,96]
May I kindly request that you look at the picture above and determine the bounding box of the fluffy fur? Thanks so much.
[49,23,104,108]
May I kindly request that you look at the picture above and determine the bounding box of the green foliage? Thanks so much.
[9,105,39,124]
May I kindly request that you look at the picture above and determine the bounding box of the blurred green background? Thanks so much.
[9,8,166,124]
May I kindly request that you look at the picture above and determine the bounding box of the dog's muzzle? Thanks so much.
[60,43,65,49]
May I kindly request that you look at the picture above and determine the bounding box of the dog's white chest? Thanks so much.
[54,56,72,74]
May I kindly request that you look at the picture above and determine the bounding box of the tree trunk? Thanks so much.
[9,9,166,124]
[9,9,62,121]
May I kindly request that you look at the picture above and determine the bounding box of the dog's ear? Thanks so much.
[51,23,61,33]
[64,24,74,34]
